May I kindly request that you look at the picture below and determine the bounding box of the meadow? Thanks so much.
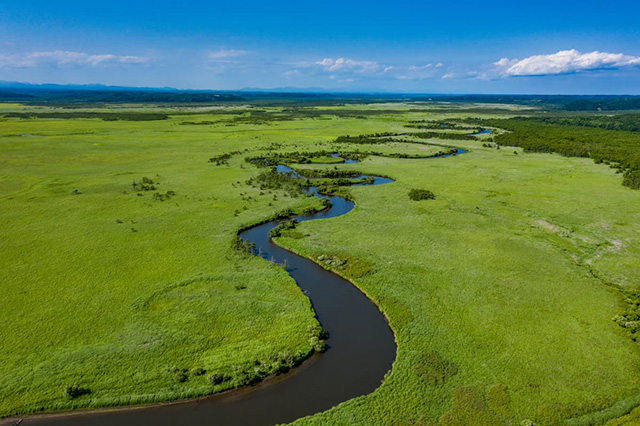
[1,102,640,425]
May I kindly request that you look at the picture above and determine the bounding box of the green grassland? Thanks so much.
[281,138,640,425]
[1,103,640,425]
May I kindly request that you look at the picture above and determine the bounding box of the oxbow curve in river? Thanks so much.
[14,148,466,426]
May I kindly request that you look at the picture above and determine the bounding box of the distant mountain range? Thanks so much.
[1,81,640,110]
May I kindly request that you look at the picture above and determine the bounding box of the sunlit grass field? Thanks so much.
[282,139,640,425]
[1,103,640,425]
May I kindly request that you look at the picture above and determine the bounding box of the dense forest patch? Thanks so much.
[486,116,640,189]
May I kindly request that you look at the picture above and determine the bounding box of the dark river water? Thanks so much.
[13,147,466,426]
[16,171,396,426]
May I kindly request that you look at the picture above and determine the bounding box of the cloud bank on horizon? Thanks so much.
[495,49,640,77]
[0,50,148,68]
[1,47,640,93]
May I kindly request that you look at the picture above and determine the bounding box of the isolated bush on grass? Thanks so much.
[63,385,90,399]
[408,188,436,201]
[170,367,189,383]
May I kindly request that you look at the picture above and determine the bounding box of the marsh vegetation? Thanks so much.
[1,101,640,426]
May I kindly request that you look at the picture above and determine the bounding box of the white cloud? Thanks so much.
[287,58,447,82]
[397,63,445,80]
[206,49,248,61]
[441,70,479,80]
[315,57,382,74]
[495,49,640,76]
[0,50,148,68]
[283,69,301,79]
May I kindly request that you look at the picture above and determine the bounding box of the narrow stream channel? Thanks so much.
[16,148,466,426]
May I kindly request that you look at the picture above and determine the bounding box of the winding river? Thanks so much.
[14,148,466,426]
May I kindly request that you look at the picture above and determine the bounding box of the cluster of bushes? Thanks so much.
[334,177,375,186]
[334,134,406,144]
[245,146,461,173]
[268,219,298,238]
[169,366,208,383]
[484,117,640,189]
[234,207,301,245]
[408,189,436,201]
[302,198,331,215]
[308,324,327,353]
[132,176,158,191]
[153,190,176,201]
[230,236,256,255]
[191,333,326,389]
[170,367,190,383]
[387,148,459,159]
[212,107,412,126]
[294,169,362,179]
[316,254,376,278]
[407,121,478,131]
[525,114,640,132]
[317,254,347,268]
[246,150,362,167]
[611,289,640,342]
[221,350,307,387]
[334,132,475,147]
[412,131,478,141]
[245,155,281,168]
[267,208,295,221]
[130,176,177,200]
[313,183,351,199]
[245,169,303,198]
[180,121,216,125]
[209,151,241,165]
[207,372,230,385]
[613,314,640,333]
[3,112,169,121]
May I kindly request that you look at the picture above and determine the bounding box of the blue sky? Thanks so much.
[1,0,640,94]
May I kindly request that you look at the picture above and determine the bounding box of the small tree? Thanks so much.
[408,189,436,201]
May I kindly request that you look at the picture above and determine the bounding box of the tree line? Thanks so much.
[485,117,640,189]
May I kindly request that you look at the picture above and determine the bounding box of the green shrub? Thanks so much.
[63,384,90,399]
[230,236,255,255]
[268,219,298,238]
[170,367,189,383]
[132,176,157,191]
[207,372,230,385]
[408,188,436,201]
[310,336,326,353]
[190,367,206,377]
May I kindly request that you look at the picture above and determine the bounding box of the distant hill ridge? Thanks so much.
[0,81,639,108]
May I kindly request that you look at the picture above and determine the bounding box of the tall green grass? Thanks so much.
[1,103,640,425]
